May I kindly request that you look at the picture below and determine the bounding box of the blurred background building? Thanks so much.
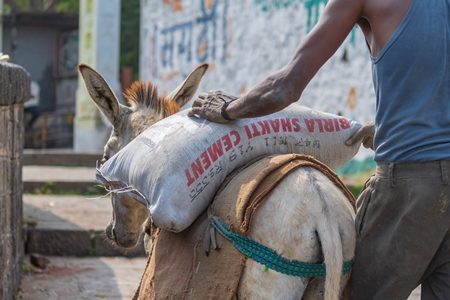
[1,0,138,150]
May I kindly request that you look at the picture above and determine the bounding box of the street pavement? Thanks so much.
[18,255,147,300]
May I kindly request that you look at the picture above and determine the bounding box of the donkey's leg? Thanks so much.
[237,169,324,299]
[237,239,317,300]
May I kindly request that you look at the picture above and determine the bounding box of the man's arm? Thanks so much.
[189,0,365,122]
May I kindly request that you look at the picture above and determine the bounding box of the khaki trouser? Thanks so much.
[350,161,450,300]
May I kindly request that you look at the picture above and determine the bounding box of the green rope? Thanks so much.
[210,216,353,277]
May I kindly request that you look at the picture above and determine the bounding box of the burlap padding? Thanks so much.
[133,154,355,299]
[212,154,356,236]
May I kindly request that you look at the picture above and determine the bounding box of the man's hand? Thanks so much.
[188,90,239,123]
[346,121,375,150]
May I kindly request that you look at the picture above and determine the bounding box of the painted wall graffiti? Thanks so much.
[163,0,183,11]
[147,0,230,79]
[253,0,356,42]
[254,0,327,32]
[142,0,360,82]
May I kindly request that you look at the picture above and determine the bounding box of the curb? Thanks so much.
[24,227,147,258]
[23,181,105,194]
[23,149,102,167]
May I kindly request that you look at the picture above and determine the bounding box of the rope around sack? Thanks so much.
[209,215,353,277]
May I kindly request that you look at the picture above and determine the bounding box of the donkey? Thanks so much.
[78,63,356,300]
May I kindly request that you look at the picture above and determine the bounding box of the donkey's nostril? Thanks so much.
[112,228,116,238]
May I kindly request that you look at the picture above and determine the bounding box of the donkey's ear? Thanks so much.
[166,63,209,107]
[78,64,125,127]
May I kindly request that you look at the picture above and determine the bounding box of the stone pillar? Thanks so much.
[0,61,30,300]
[74,0,121,152]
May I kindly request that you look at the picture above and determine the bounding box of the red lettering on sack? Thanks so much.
[281,118,292,132]
[185,168,196,186]
[305,117,351,132]
[229,130,241,146]
[269,119,281,132]
[246,119,300,138]
[314,119,324,132]
[222,134,233,151]
[251,123,262,137]
[191,158,204,180]
[334,119,340,131]
[258,120,271,135]
[339,118,350,129]
[305,119,315,132]
[185,158,204,186]
[292,118,301,132]
[244,125,252,139]
[323,119,334,132]
[186,131,241,187]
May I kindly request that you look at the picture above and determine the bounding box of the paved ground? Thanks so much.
[18,255,147,300]
[23,194,110,231]
[20,163,421,299]
[22,165,101,194]
[18,253,421,300]
[23,165,96,184]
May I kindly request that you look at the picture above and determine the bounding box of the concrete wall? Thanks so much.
[139,0,376,177]
[0,61,30,300]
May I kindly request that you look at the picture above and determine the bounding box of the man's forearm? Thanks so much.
[226,68,302,120]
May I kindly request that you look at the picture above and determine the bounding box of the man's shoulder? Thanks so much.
[362,0,412,14]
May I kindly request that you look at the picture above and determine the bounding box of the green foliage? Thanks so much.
[10,0,29,10]
[23,214,37,228]
[22,261,36,275]
[37,181,56,195]
[120,0,140,81]
[25,182,105,196]
[14,289,23,300]
[3,0,79,13]
[88,247,96,256]
[350,184,363,199]
[56,0,79,12]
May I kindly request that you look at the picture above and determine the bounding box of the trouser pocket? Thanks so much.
[355,175,375,236]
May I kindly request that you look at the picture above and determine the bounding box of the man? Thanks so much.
[188,0,450,299]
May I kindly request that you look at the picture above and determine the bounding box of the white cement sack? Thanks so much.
[96,104,362,232]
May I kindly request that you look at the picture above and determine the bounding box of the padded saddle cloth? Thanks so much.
[133,154,356,300]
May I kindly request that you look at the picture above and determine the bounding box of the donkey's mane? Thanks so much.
[123,81,181,117]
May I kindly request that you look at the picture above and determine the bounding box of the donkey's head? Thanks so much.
[78,63,209,248]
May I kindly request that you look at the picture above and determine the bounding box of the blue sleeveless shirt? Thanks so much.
[372,0,450,162]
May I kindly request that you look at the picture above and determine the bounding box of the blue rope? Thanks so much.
[210,216,353,277]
